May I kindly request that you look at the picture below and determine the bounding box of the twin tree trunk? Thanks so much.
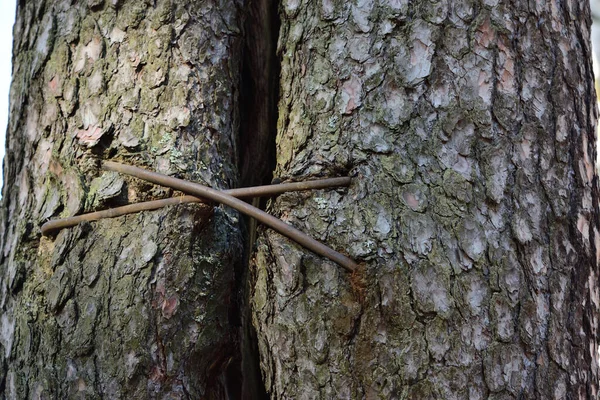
[0,0,598,398]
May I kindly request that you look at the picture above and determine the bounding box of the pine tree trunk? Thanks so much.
[0,1,247,398]
[252,0,600,398]
[2,0,600,399]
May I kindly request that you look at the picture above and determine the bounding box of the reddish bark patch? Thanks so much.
[475,18,495,48]
[403,191,420,210]
[149,365,165,382]
[48,76,59,92]
[76,126,103,147]
[161,295,179,319]
[341,76,362,114]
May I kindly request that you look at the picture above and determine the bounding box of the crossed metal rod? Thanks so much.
[41,161,358,272]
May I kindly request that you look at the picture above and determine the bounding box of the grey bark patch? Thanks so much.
[88,171,124,208]
[410,261,453,317]
[46,265,74,312]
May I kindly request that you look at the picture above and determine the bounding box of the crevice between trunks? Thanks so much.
[234,0,280,398]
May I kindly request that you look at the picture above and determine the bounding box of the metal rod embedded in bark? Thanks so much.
[42,162,357,272]
[40,177,351,236]
[102,161,357,272]
[41,196,207,236]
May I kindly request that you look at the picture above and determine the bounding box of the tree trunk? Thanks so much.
[252,0,600,399]
[1,0,599,399]
[0,0,249,398]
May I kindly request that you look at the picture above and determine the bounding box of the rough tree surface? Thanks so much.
[0,0,246,398]
[252,0,600,398]
[0,0,599,399]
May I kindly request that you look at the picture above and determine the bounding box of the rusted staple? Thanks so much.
[42,162,357,272]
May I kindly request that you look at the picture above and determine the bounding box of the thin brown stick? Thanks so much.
[101,161,358,272]
[40,177,351,236]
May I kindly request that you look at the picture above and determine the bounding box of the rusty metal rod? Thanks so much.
[101,161,357,271]
[43,162,357,272]
[101,161,357,272]
[41,196,206,236]
[40,177,351,236]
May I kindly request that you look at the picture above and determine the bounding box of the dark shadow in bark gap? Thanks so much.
[235,0,280,398]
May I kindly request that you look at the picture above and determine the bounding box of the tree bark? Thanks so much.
[0,0,246,398]
[252,0,600,399]
[2,0,600,399]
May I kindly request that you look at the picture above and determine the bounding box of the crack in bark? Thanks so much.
[236,0,280,397]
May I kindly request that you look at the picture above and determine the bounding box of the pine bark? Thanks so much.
[0,0,245,398]
[1,0,600,399]
[252,0,600,398]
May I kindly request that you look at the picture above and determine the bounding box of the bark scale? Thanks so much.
[0,0,245,398]
[252,0,600,398]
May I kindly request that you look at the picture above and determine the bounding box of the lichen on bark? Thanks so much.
[1,0,600,398]
[0,0,245,398]
[252,0,600,398]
